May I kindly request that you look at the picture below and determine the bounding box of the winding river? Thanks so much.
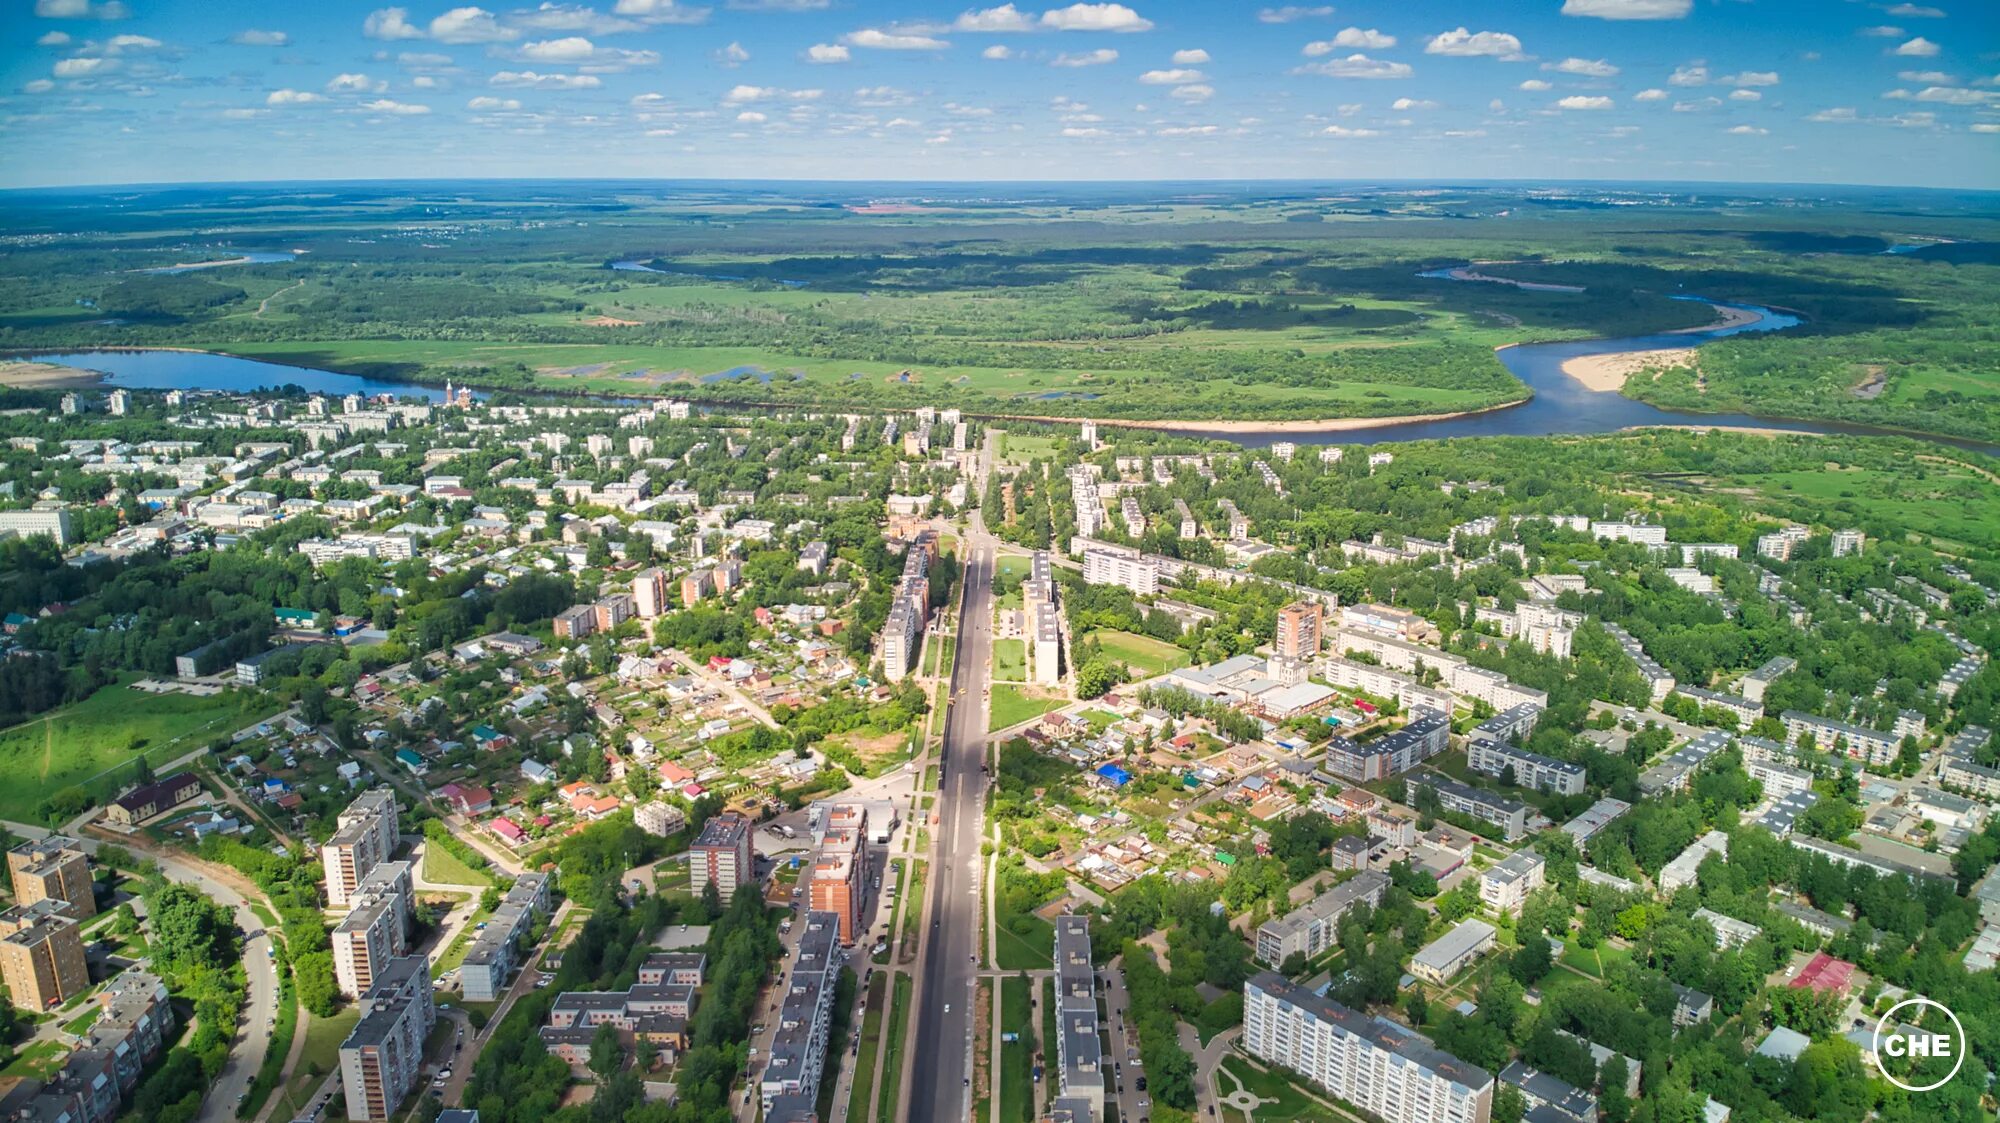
[15,289,1994,454]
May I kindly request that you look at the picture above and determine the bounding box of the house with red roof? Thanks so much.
[1789,951,1856,995]
[438,783,494,815]
[488,817,527,843]
[574,794,623,820]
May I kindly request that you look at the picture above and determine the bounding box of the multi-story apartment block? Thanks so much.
[324,789,399,908]
[1465,738,1586,796]
[1408,774,1530,841]
[1274,601,1325,662]
[1603,623,1676,703]
[632,568,670,618]
[1245,972,1494,1123]
[333,862,413,999]
[1478,850,1546,916]
[339,956,436,1122]
[1054,916,1104,1121]
[1739,656,1796,704]
[690,812,754,900]
[1831,528,1866,557]
[0,900,89,1010]
[1659,831,1729,893]
[460,873,552,1002]
[1411,919,1500,984]
[1781,710,1900,767]
[761,912,842,1117]
[1080,544,1160,595]
[808,819,869,946]
[1757,525,1811,561]
[881,595,923,683]
[1255,871,1390,965]
[540,952,705,1065]
[1746,758,1813,799]
[1324,711,1451,784]
[1319,657,1455,716]
[7,837,96,921]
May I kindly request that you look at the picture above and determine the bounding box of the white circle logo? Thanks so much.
[1873,997,1966,1093]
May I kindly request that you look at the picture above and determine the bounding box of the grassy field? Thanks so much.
[1000,975,1034,1123]
[847,972,888,1122]
[988,685,1065,733]
[1559,934,1632,979]
[877,973,914,1123]
[999,435,1064,466]
[992,639,1027,682]
[1217,1056,1348,1122]
[422,839,494,887]
[995,884,1055,972]
[0,1040,68,1080]
[1727,461,2000,553]
[0,681,273,823]
[1085,629,1192,675]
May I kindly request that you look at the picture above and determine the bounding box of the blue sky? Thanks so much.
[4,0,1997,189]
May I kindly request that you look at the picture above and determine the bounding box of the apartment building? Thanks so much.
[1319,657,1455,716]
[1244,972,1494,1123]
[808,821,869,946]
[7,836,97,920]
[1659,831,1729,893]
[1465,738,1586,796]
[1747,758,1813,799]
[1323,710,1451,784]
[881,594,923,683]
[324,788,400,908]
[1255,871,1390,966]
[460,872,552,1002]
[761,912,843,1114]
[333,862,413,999]
[0,900,89,1010]
[1080,544,1160,595]
[632,568,670,618]
[1030,599,1063,687]
[1407,774,1530,841]
[104,772,204,826]
[690,812,754,900]
[1411,919,1499,984]
[1274,601,1325,661]
[1739,656,1796,704]
[1478,850,1546,917]
[339,956,436,1122]
[1781,710,1900,767]
[1054,915,1104,1120]
[540,952,705,1066]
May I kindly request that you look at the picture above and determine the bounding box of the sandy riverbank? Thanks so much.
[1559,347,1697,392]
[977,397,1529,434]
[0,360,107,389]
[1667,302,1763,334]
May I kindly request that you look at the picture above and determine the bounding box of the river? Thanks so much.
[18,296,1994,454]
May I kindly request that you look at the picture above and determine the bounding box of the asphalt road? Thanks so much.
[908,524,996,1123]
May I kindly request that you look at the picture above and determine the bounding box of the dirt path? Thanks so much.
[1918,454,2000,486]
[255,279,305,318]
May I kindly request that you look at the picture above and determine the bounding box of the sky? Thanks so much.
[2,0,1997,190]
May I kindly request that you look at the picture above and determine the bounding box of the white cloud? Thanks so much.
[1720,70,1778,86]
[736,110,766,122]
[1859,26,1904,38]
[1897,70,1953,84]
[1139,68,1203,85]
[53,56,115,76]
[1061,126,1107,136]
[223,108,269,119]
[1970,123,2000,133]
[1886,3,1944,16]
[1805,106,1857,122]
[1169,83,1212,102]
[1893,37,1939,57]
[1257,5,1333,22]
[508,4,643,34]
[1891,111,1936,128]
[430,7,518,43]
[326,72,381,92]
[1040,3,1152,32]
[508,37,659,69]
[102,33,162,53]
[1632,88,1667,100]
[716,41,749,66]
[1052,48,1118,67]
[1425,28,1526,61]
[1557,94,1614,109]
[489,69,601,87]
[467,95,520,109]
[360,98,431,113]
[724,84,775,102]
[1321,124,1380,136]
[33,0,130,19]
[954,5,1035,32]
[1545,57,1618,77]
[726,0,826,8]
[843,28,949,50]
[1725,124,1766,134]
[1668,64,1707,86]
[610,0,709,22]
[364,7,426,39]
[981,44,1012,59]
[1156,124,1217,136]
[1298,53,1413,79]
[1728,89,1761,101]
[1560,0,1689,18]
[1518,79,1552,91]
[794,44,846,65]
[231,29,289,46]
[1171,48,1209,65]
[22,78,56,92]
[1913,85,1997,105]
[1673,96,1720,111]
[38,31,71,45]
[1392,97,1437,110]
[266,88,322,105]
[1306,27,1395,53]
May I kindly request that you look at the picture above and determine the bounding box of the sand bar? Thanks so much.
[1560,347,1697,392]
[0,360,107,389]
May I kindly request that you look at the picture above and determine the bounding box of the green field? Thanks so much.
[988,685,1066,733]
[1218,1056,1347,1122]
[1727,461,2000,553]
[422,839,494,887]
[877,973,914,1123]
[1084,629,1192,675]
[992,639,1027,682]
[0,681,273,824]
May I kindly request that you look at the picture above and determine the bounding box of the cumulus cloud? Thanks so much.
[1728,89,1761,101]
[1545,57,1618,77]
[1897,70,1953,83]
[1560,0,1689,18]
[1518,79,1552,91]
[1052,48,1118,66]
[981,44,1011,59]
[33,0,131,19]
[1886,3,1944,16]
[1171,48,1209,64]
[508,37,659,70]
[430,7,518,43]
[1668,64,1707,86]
[953,5,1035,32]
[231,29,289,46]
[1970,123,1999,133]
[716,41,749,66]
[1321,124,1381,136]
[326,72,381,92]
[1155,124,1217,136]
[1060,125,1107,136]
[22,78,56,93]
[1392,97,1438,110]
[360,98,431,113]
[1425,28,1526,61]
[1725,124,1766,134]
[722,83,820,102]
[806,43,850,62]
[1169,83,1212,101]
[364,7,426,39]
[610,0,710,23]
[1720,70,1778,86]
[843,28,949,50]
[53,56,116,76]
[736,110,766,122]
[1893,37,1940,57]
[1558,94,1614,109]
[1040,3,1152,32]
[38,31,71,45]
[1257,5,1333,22]
[1305,28,1396,53]
[1805,106,1857,122]
[1139,67,1203,84]
[1911,85,1997,105]
[1673,96,1720,111]
[467,95,520,109]
[1298,53,1413,79]
[489,69,601,87]
[1633,88,1668,100]
[1859,26,1904,37]
[508,4,646,35]
[266,88,322,105]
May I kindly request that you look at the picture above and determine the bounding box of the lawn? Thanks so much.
[988,685,1065,733]
[846,972,888,1122]
[422,839,494,887]
[1218,1056,1348,1122]
[992,639,1028,682]
[1000,975,1034,1123]
[876,973,914,1123]
[1040,978,1058,1115]
[1084,630,1191,675]
[61,1006,102,1036]
[999,435,1063,467]
[897,860,928,958]
[995,872,1055,972]
[0,680,275,823]
[0,1040,68,1080]
[1559,934,1632,979]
